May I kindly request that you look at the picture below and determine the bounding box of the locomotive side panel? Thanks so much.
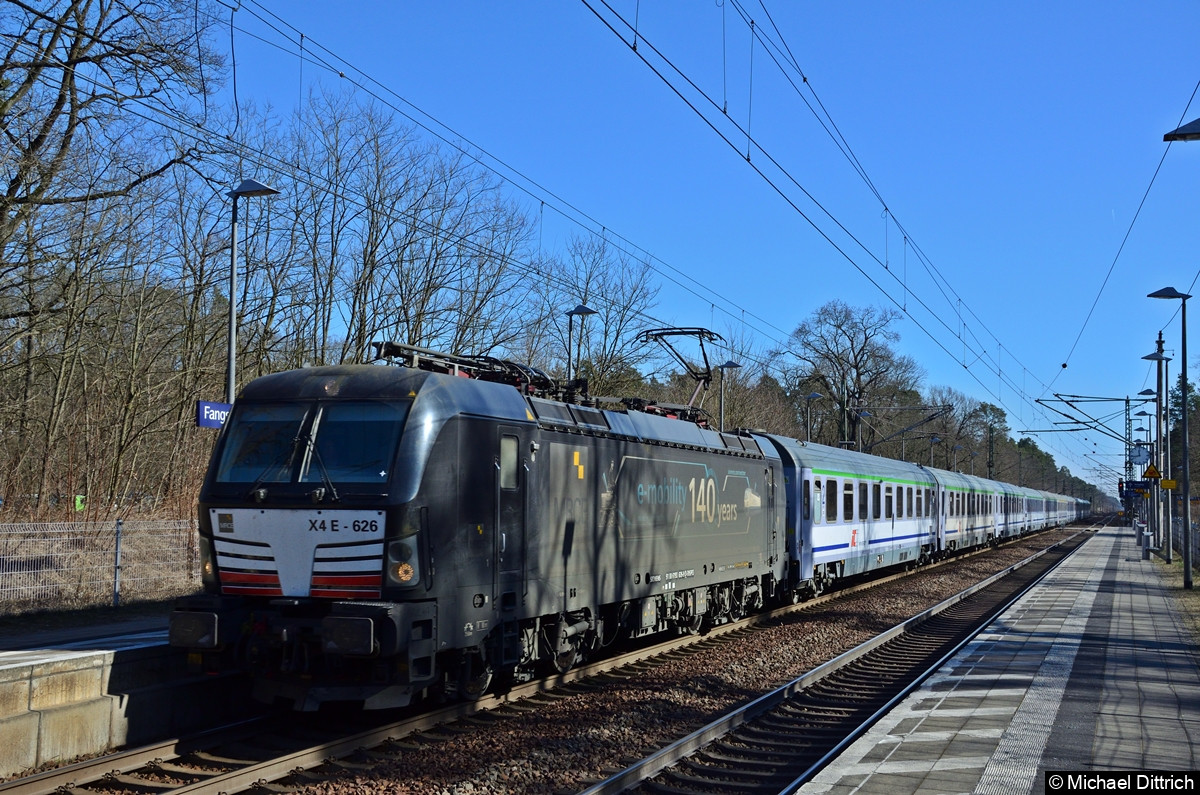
[527,436,778,621]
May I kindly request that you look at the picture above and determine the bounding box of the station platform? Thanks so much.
[0,613,250,779]
[799,524,1200,794]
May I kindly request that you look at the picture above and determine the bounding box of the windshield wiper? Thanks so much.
[246,436,303,502]
[306,440,341,504]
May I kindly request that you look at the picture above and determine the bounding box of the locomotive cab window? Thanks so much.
[215,403,309,483]
[301,402,407,484]
[216,400,409,484]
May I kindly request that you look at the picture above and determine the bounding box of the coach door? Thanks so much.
[496,428,526,614]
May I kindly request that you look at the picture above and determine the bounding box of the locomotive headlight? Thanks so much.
[198,537,218,589]
[387,539,420,587]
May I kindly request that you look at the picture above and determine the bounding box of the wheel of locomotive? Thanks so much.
[457,645,493,701]
[678,612,703,635]
[729,582,747,620]
[676,591,704,634]
[551,617,582,674]
[715,585,732,621]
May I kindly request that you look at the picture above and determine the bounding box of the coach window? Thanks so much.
[803,480,811,521]
[895,485,903,518]
[907,486,914,517]
[826,479,838,523]
[859,482,868,520]
[915,488,922,517]
[812,480,823,525]
[500,435,519,490]
[843,482,854,522]
[884,485,894,519]
[873,483,882,519]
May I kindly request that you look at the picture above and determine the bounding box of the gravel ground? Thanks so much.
[298,530,1082,795]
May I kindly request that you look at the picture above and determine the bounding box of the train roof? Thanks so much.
[762,436,935,485]
[238,363,1081,504]
[236,364,538,430]
[236,363,770,458]
[761,435,1077,502]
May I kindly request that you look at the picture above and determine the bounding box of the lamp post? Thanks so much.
[1138,393,1162,551]
[804,392,822,442]
[952,444,963,471]
[970,451,979,475]
[565,304,597,384]
[717,360,741,432]
[226,178,280,405]
[1148,286,1191,589]
[930,435,941,467]
[1144,344,1173,561]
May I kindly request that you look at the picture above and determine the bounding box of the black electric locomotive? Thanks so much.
[170,345,786,709]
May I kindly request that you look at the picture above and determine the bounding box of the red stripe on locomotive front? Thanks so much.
[311,574,383,587]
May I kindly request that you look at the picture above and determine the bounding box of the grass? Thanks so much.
[1153,552,1200,644]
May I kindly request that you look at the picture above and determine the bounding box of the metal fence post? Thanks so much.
[113,518,123,608]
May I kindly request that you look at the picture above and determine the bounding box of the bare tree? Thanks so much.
[777,300,924,450]
[0,0,218,323]
[538,235,659,397]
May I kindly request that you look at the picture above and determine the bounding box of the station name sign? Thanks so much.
[196,400,232,429]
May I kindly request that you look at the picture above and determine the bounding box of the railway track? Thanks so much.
[578,529,1091,795]
[0,527,1092,795]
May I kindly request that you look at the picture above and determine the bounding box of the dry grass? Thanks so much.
[1154,553,1200,644]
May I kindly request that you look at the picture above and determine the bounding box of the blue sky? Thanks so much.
[218,1,1200,492]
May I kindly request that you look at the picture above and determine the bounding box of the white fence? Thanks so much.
[0,520,201,615]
